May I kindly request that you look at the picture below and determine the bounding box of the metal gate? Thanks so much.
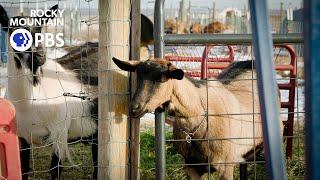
[153,0,304,179]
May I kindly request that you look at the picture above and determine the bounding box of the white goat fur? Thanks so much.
[7,49,97,162]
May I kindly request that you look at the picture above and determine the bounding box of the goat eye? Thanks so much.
[155,74,167,82]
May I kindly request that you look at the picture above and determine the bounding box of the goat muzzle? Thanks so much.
[129,104,147,118]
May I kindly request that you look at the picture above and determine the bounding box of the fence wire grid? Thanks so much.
[139,0,304,179]
[0,0,305,179]
[0,0,101,179]
[144,44,305,179]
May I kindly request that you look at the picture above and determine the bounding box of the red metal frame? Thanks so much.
[165,44,297,158]
[0,98,22,179]
[274,45,297,158]
[165,45,235,79]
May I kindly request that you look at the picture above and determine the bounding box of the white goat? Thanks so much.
[0,5,98,179]
[7,55,97,159]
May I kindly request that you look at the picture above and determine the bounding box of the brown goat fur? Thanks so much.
[165,19,189,34]
[190,23,202,34]
[204,21,227,33]
[112,58,282,179]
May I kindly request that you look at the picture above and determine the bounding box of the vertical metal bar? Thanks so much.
[304,0,320,179]
[155,108,166,180]
[248,0,287,179]
[200,46,211,79]
[239,163,248,180]
[1,29,7,63]
[154,0,165,58]
[154,0,166,180]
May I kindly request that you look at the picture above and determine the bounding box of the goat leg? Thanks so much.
[184,166,201,180]
[50,153,62,180]
[210,154,234,180]
[216,164,234,180]
[20,137,30,180]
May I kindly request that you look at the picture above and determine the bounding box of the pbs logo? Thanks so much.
[10,29,33,52]
[10,28,64,52]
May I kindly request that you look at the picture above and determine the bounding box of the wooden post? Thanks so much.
[130,0,141,179]
[98,0,131,179]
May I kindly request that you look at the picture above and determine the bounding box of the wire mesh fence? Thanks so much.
[137,42,305,179]
[142,0,303,35]
[0,0,305,179]
[139,0,304,178]
[149,44,304,179]
[0,0,100,179]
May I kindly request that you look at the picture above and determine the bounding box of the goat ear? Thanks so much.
[112,57,140,72]
[168,69,184,80]
[141,14,154,45]
[48,4,59,15]
[37,4,59,25]
[50,4,59,10]
[0,5,9,32]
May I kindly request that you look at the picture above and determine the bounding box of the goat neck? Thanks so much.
[170,77,223,119]
[7,48,33,103]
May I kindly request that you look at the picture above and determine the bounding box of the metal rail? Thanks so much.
[304,0,320,179]
[153,0,298,179]
[155,108,166,180]
[249,0,287,179]
[0,29,7,62]
[274,45,297,158]
[164,33,302,45]
[166,45,234,78]
[154,0,166,179]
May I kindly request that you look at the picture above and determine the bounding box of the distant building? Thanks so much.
[292,8,303,56]
[268,9,286,33]
[293,8,303,21]
[216,7,242,23]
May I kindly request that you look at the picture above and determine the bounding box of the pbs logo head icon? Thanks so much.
[10,29,33,52]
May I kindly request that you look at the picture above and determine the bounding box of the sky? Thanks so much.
[3,0,303,10]
[141,0,303,10]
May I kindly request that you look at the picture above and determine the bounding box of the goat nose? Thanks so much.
[131,104,141,111]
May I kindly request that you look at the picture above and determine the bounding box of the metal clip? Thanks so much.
[186,133,193,144]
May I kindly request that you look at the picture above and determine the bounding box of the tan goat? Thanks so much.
[112,58,282,179]
[204,21,227,33]
[190,22,202,34]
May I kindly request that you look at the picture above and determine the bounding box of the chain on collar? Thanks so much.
[181,97,207,144]
[180,115,207,144]
[63,92,93,101]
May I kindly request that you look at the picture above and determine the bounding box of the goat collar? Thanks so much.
[179,115,207,144]
[63,92,93,101]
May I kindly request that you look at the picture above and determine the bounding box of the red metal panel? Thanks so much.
[200,45,235,79]
[275,65,295,71]
[166,56,233,63]
[185,71,219,78]
[274,45,297,158]
[165,45,234,63]
[278,84,294,90]
[0,98,22,180]
[207,64,231,69]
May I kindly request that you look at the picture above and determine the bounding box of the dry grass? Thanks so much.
[25,124,305,179]
[27,143,94,180]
